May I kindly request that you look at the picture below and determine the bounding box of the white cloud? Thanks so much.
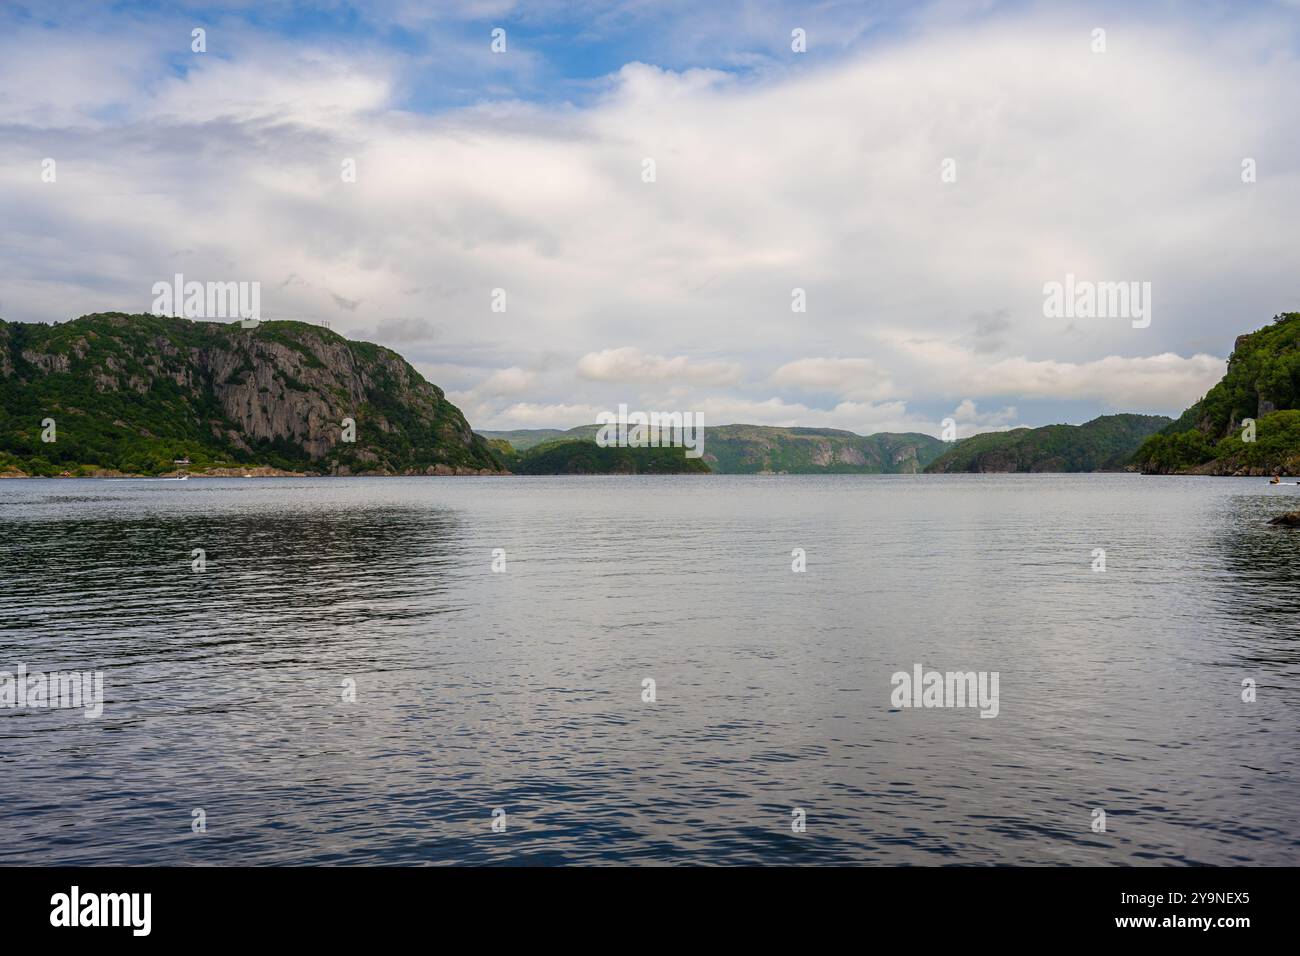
[479,401,607,428]
[952,399,1015,426]
[890,336,1225,411]
[576,347,741,385]
[148,53,394,127]
[948,399,1021,437]
[771,357,897,401]
[480,366,535,395]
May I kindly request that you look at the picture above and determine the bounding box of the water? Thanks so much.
[1,474,1297,866]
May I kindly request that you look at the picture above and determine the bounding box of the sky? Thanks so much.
[2,0,1299,437]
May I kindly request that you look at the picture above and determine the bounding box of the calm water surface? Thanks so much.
[1,474,1297,865]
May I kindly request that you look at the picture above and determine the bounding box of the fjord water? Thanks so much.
[0,474,1296,866]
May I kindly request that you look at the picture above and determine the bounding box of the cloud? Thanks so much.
[366,317,438,343]
[771,357,897,401]
[480,366,535,394]
[890,336,1225,411]
[969,310,1012,354]
[947,398,1020,437]
[576,347,742,385]
[478,401,606,428]
[951,398,1017,425]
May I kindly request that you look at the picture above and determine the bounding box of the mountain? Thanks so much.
[493,438,710,475]
[480,424,947,474]
[703,425,947,473]
[925,414,1171,473]
[480,426,599,450]
[0,312,502,477]
[1133,312,1300,475]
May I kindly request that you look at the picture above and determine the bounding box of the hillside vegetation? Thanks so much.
[494,438,710,475]
[1134,312,1300,475]
[925,414,1171,473]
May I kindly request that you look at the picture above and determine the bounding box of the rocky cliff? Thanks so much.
[0,312,502,476]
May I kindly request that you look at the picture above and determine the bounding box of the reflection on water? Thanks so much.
[0,474,1296,865]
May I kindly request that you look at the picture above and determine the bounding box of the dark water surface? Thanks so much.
[1,474,1297,865]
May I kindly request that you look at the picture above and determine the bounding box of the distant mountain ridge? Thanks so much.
[924,414,1171,473]
[482,425,602,450]
[479,424,948,474]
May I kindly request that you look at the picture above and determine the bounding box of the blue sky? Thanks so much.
[30,0,1285,112]
[2,1,1299,434]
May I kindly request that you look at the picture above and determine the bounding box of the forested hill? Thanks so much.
[924,414,1171,473]
[1134,312,1300,475]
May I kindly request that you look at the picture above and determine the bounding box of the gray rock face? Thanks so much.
[203,339,369,458]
